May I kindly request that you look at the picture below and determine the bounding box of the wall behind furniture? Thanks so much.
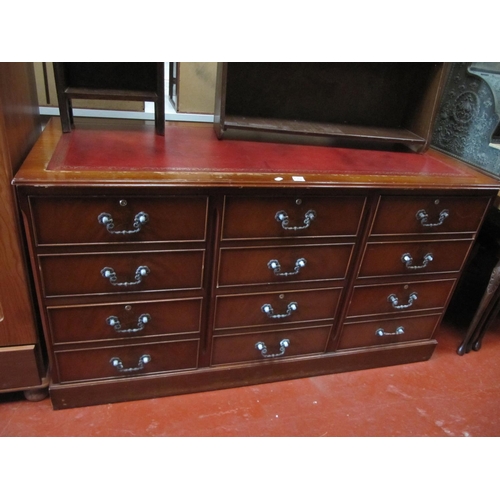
[176,62,216,114]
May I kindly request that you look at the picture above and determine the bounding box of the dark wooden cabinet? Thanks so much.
[14,117,500,409]
[0,63,47,399]
[215,63,450,153]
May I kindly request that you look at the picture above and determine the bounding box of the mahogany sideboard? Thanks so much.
[13,117,500,409]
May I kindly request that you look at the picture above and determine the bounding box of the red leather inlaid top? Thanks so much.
[47,124,472,177]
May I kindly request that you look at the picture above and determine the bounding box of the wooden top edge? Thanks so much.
[13,117,500,191]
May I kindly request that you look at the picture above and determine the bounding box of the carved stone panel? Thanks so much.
[432,62,500,178]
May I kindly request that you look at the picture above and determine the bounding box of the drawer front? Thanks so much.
[347,279,456,318]
[48,298,203,344]
[371,195,490,236]
[214,288,341,330]
[218,243,354,287]
[338,314,441,350]
[358,239,473,278]
[40,250,204,297]
[30,195,208,245]
[55,339,199,383]
[211,326,331,366]
[222,195,366,240]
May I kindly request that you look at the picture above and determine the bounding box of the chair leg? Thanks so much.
[58,96,73,133]
[457,259,500,354]
[155,97,165,136]
[472,291,500,351]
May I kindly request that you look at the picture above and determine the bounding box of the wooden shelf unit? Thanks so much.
[53,62,165,135]
[215,62,450,152]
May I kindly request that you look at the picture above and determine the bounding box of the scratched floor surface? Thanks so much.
[1,316,500,437]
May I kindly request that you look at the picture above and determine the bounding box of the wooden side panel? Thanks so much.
[0,62,41,178]
[0,63,41,347]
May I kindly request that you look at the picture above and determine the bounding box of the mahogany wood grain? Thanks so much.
[358,239,473,278]
[370,195,491,236]
[211,325,331,366]
[0,345,42,390]
[0,63,41,178]
[0,63,41,348]
[347,278,456,318]
[39,249,205,297]
[48,297,202,345]
[30,195,208,246]
[213,287,341,331]
[222,195,366,240]
[55,338,199,383]
[217,243,354,287]
[338,313,442,350]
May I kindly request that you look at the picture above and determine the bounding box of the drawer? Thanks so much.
[222,195,366,240]
[39,250,204,297]
[218,243,354,287]
[358,239,473,278]
[55,339,199,383]
[347,279,456,318]
[211,325,331,366]
[370,195,490,236]
[48,297,203,344]
[338,313,441,350]
[30,195,208,246]
[214,287,341,330]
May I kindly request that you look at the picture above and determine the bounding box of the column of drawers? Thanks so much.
[28,193,209,384]
[210,193,367,366]
[337,194,491,350]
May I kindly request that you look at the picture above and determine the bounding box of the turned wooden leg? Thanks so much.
[471,289,500,351]
[23,387,49,402]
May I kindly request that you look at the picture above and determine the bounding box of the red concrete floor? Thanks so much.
[1,316,500,437]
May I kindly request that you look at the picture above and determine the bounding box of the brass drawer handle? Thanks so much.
[261,302,298,319]
[255,339,290,358]
[376,326,405,337]
[401,252,433,270]
[101,265,150,287]
[415,209,449,227]
[110,354,151,373]
[106,313,151,334]
[268,258,307,277]
[387,292,418,310]
[275,209,316,231]
[98,211,149,235]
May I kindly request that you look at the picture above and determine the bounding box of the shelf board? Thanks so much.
[223,115,426,146]
[64,87,159,102]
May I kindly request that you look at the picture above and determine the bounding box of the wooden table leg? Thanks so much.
[457,259,500,355]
